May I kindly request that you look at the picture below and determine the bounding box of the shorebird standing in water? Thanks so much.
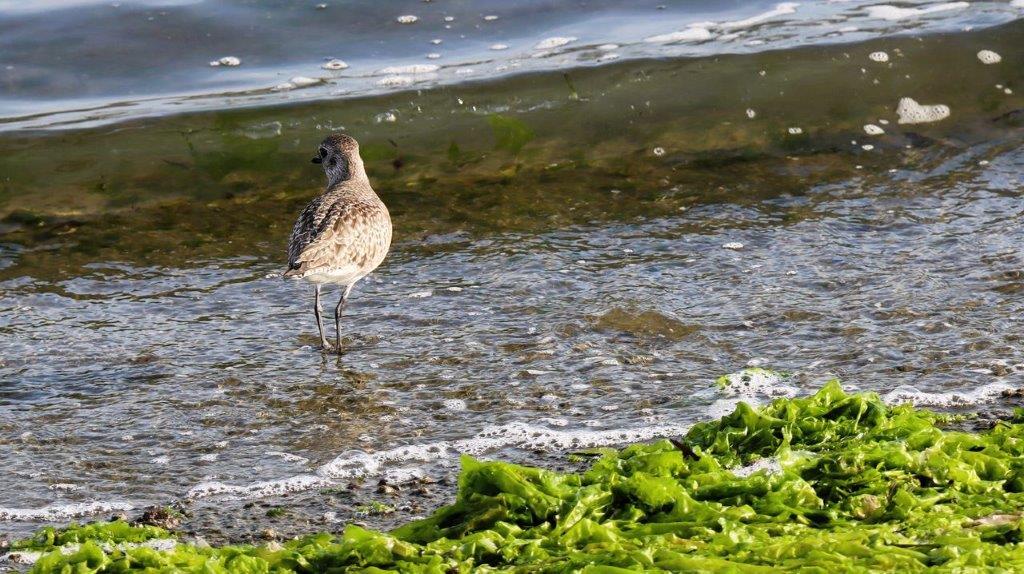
[285,134,392,353]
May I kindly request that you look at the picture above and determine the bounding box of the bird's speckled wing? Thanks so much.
[285,194,392,279]
[286,194,334,273]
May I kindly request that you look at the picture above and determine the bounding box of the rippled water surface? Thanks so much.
[1,0,1024,545]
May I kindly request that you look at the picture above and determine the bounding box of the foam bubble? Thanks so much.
[977,50,1002,64]
[723,242,744,250]
[716,369,799,398]
[868,51,889,63]
[426,53,441,60]
[720,2,799,29]
[865,2,968,21]
[209,56,240,67]
[787,127,803,134]
[896,97,950,124]
[47,483,79,492]
[321,59,348,71]
[443,398,467,411]
[265,451,309,465]
[732,457,783,477]
[597,44,619,51]
[483,14,499,21]
[490,44,510,50]
[396,14,418,24]
[535,36,576,50]
[863,124,885,135]
[0,501,134,522]
[746,108,757,119]
[408,290,432,298]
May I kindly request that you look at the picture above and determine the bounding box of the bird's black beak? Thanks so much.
[311,156,322,164]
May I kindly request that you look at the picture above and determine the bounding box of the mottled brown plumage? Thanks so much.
[285,134,392,352]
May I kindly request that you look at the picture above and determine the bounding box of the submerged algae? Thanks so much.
[18,382,1024,572]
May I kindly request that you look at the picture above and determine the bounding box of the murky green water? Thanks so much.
[1,14,1023,545]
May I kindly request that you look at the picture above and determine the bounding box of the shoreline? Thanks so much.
[6,379,1024,571]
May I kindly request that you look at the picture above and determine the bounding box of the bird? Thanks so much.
[284,134,392,353]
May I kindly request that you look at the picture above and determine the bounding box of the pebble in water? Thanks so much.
[483,15,499,21]
[426,53,441,59]
[746,108,756,119]
[396,15,418,24]
[723,242,744,250]
[868,51,889,63]
[652,147,666,156]
[896,97,950,124]
[787,127,803,134]
[977,50,1002,64]
[863,124,885,135]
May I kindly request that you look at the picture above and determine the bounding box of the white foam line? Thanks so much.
[644,27,714,43]
[9,381,1022,516]
[185,474,330,501]
[0,501,134,522]
[865,2,969,21]
[182,422,692,502]
[883,382,1015,408]
[720,2,799,29]
[374,64,439,75]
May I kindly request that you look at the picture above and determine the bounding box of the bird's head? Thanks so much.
[312,133,362,185]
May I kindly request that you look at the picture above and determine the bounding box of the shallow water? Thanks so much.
[1,1,1024,543]
[2,0,1022,130]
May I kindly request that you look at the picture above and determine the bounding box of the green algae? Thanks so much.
[19,382,1024,572]
[13,521,169,553]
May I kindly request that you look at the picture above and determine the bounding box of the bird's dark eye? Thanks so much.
[319,148,327,158]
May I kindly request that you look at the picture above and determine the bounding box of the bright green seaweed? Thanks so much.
[17,381,1024,572]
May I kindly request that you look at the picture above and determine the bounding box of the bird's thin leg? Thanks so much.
[314,284,330,350]
[334,283,354,353]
